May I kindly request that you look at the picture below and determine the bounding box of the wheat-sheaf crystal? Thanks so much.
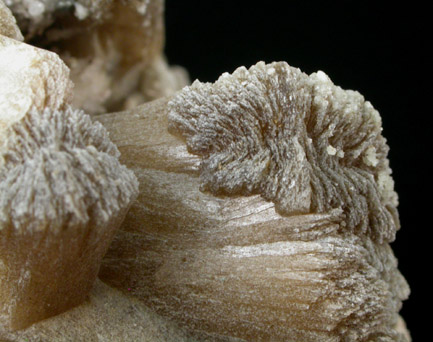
[0,107,138,234]
[169,61,398,243]
[0,106,138,330]
[0,0,410,338]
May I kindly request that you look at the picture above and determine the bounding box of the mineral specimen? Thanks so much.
[5,0,188,114]
[0,279,192,341]
[168,62,398,243]
[98,62,410,341]
[0,34,72,123]
[0,34,138,331]
[0,0,410,341]
[0,0,22,40]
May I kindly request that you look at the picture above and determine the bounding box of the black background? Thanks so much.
[165,1,430,339]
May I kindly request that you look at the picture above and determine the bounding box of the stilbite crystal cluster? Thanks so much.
[97,63,409,341]
[0,106,138,330]
[168,62,398,243]
[0,0,410,341]
[0,6,139,333]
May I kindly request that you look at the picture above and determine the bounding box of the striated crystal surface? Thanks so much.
[169,62,398,243]
[98,62,410,341]
[0,1,410,339]
[0,34,138,331]
[0,106,138,331]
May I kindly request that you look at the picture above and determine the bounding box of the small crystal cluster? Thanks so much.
[169,61,398,243]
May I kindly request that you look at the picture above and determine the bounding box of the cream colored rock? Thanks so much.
[0,0,22,40]
[98,62,410,342]
[5,0,163,46]
[5,0,188,114]
[0,280,192,342]
[0,35,72,138]
[138,56,190,104]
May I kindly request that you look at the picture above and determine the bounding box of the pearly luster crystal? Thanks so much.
[0,32,138,331]
[0,0,410,339]
[97,62,410,342]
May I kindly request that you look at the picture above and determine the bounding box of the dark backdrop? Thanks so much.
[165,1,430,339]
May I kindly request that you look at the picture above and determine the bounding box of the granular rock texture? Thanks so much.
[0,0,22,40]
[98,62,410,341]
[5,0,162,44]
[0,106,138,235]
[0,35,72,126]
[0,279,193,342]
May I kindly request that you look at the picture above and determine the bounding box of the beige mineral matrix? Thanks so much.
[1,0,410,341]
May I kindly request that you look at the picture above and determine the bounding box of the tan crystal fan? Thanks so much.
[98,62,409,341]
[0,1,410,341]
